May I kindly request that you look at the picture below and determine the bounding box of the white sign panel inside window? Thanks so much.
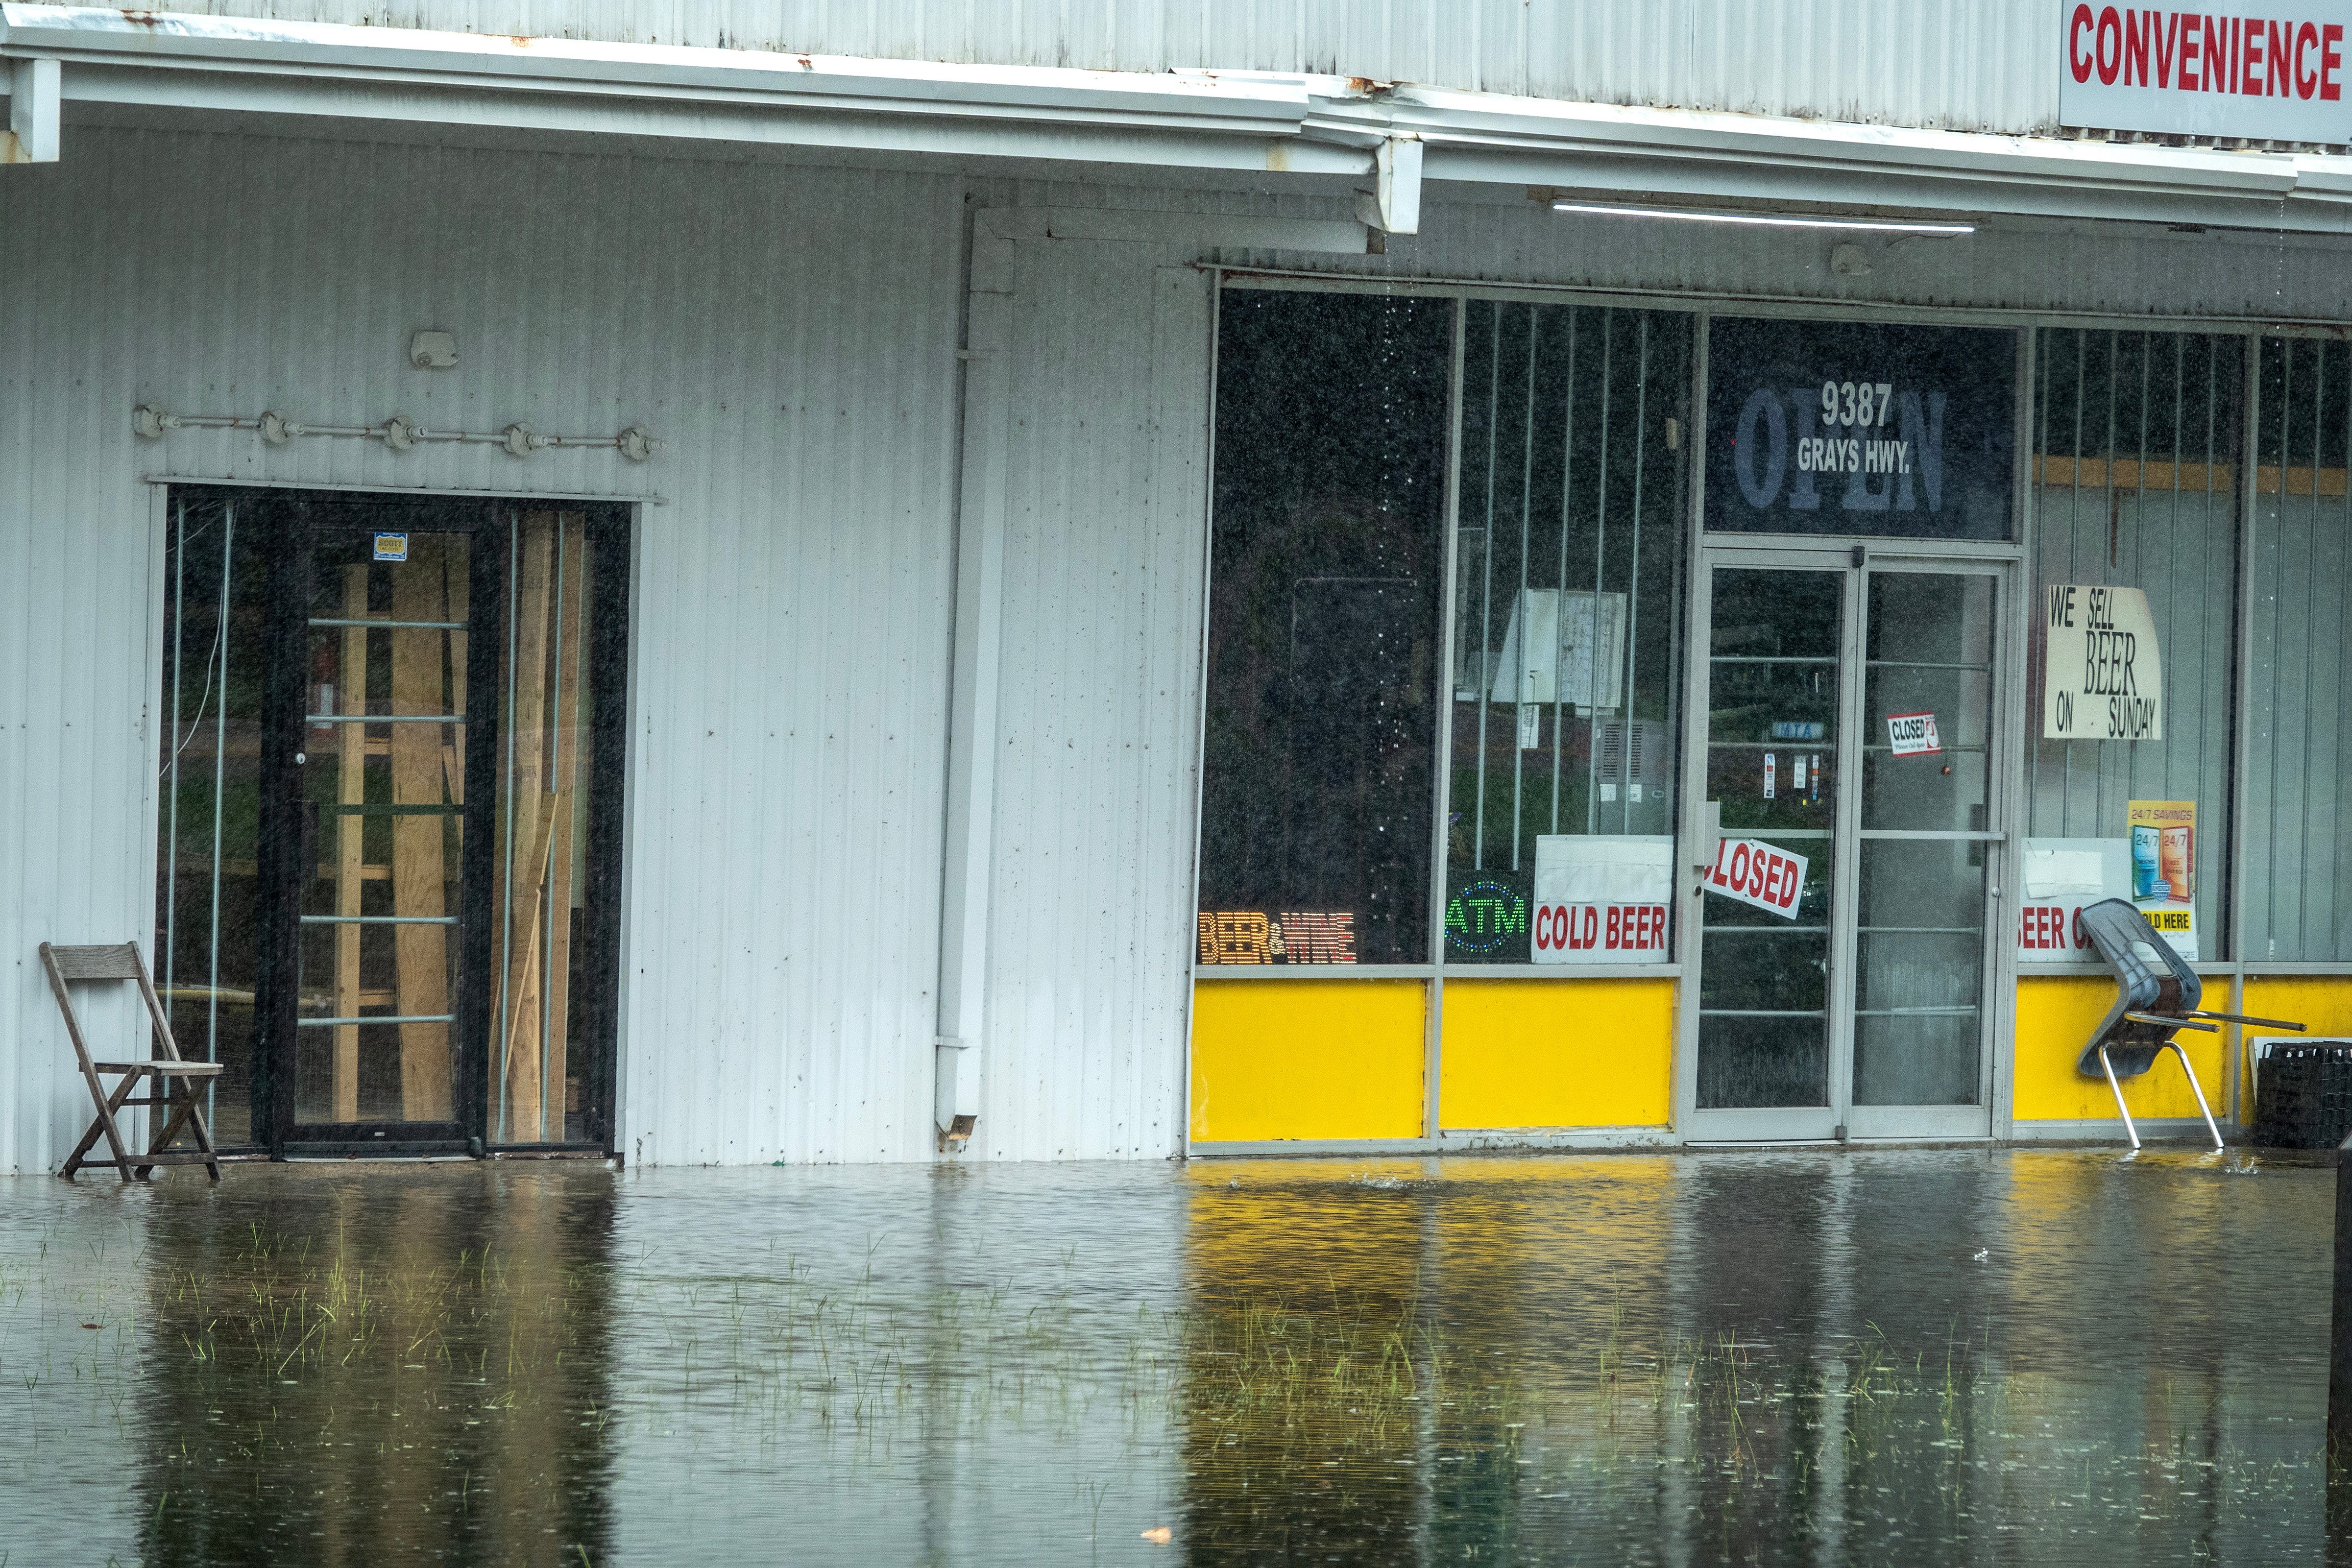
[2060,5,2352,141]
[2042,584,2162,741]
[1530,835,1673,964]
[1484,588,1627,710]
[2016,838,2133,960]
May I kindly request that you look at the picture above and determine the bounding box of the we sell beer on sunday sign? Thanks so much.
[2061,4,2352,140]
[2043,584,2162,742]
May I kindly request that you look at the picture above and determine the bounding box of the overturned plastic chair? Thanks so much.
[2074,899,2302,1151]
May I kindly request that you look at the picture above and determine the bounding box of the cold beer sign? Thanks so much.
[2043,584,2164,741]
[1531,835,1674,965]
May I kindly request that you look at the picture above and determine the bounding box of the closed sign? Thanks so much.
[1704,838,1809,920]
[1886,711,1940,756]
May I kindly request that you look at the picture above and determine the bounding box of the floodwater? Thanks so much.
[0,1148,2334,1566]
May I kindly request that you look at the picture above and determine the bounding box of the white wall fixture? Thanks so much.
[130,405,659,460]
[409,330,460,369]
[3,56,59,165]
[1355,133,1423,235]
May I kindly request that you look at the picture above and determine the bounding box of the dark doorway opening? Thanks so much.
[154,488,630,1157]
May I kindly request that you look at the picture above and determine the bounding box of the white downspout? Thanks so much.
[933,205,1014,1150]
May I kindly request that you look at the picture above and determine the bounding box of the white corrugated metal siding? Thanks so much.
[968,213,1212,1161]
[18,0,2062,135]
[0,123,967,1168]
[0,157,160,1177]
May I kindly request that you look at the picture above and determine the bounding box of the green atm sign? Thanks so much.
[1446,879,1527,956]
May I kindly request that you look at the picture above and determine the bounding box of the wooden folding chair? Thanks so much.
[41,942,223,1182]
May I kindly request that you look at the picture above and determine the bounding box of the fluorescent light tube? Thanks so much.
[1552,201,1975,236]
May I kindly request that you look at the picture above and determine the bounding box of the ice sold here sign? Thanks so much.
[2043,584,2163,741]
[2061,4,2352,141]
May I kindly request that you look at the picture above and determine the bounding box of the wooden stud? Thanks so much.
[334,565,367,1123]
[390,537,453,1121]
[445,534,470,818]
[543,515,588,1135]
[500,791,561,1135]
[495,514,556,1137]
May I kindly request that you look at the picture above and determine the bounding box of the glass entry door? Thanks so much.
[294,528,475,1131]
[1686,550,2005,1140]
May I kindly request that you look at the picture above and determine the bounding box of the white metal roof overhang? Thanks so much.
[5,3,2352,235]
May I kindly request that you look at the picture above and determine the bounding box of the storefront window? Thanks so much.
[1445,305,1690,965]
[1196,290,1455,966]
[2026,329,2241,959]
[2244,336,2352,963]
[1707,317,2016,541]
[155,495,269,1144]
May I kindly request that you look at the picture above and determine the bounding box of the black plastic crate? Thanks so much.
[2251,1042,2352,1149]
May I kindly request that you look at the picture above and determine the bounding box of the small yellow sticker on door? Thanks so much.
[373,532,409,562]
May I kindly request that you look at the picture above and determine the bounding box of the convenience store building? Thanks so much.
[5,1,2352,1166]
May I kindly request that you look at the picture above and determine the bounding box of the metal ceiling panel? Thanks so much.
[12,0,2062,135]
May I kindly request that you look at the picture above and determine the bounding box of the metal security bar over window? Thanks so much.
[2246,336,2352,964]
[1446,304,1690,965]
[2027,328,2242,961]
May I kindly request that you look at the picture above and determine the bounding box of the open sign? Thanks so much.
[1886,711,1940,757]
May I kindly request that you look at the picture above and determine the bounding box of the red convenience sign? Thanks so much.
[2061,5,2352,139]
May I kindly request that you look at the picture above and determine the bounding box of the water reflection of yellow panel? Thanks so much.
[1438,978,1673,1130]
[1178,1161,1431,1551]
[1189,981,1425,1142]
[2012,976,2224,1121]
[1183,1158,1428,1293]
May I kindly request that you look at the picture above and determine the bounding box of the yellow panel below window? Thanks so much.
[2241,977,2352,1107]
[1189,980,1426,1142]
[1439,978,1674,1131]
[2011,975,2224,1122]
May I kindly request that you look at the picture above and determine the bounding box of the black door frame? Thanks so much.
[170,485,629,1158]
